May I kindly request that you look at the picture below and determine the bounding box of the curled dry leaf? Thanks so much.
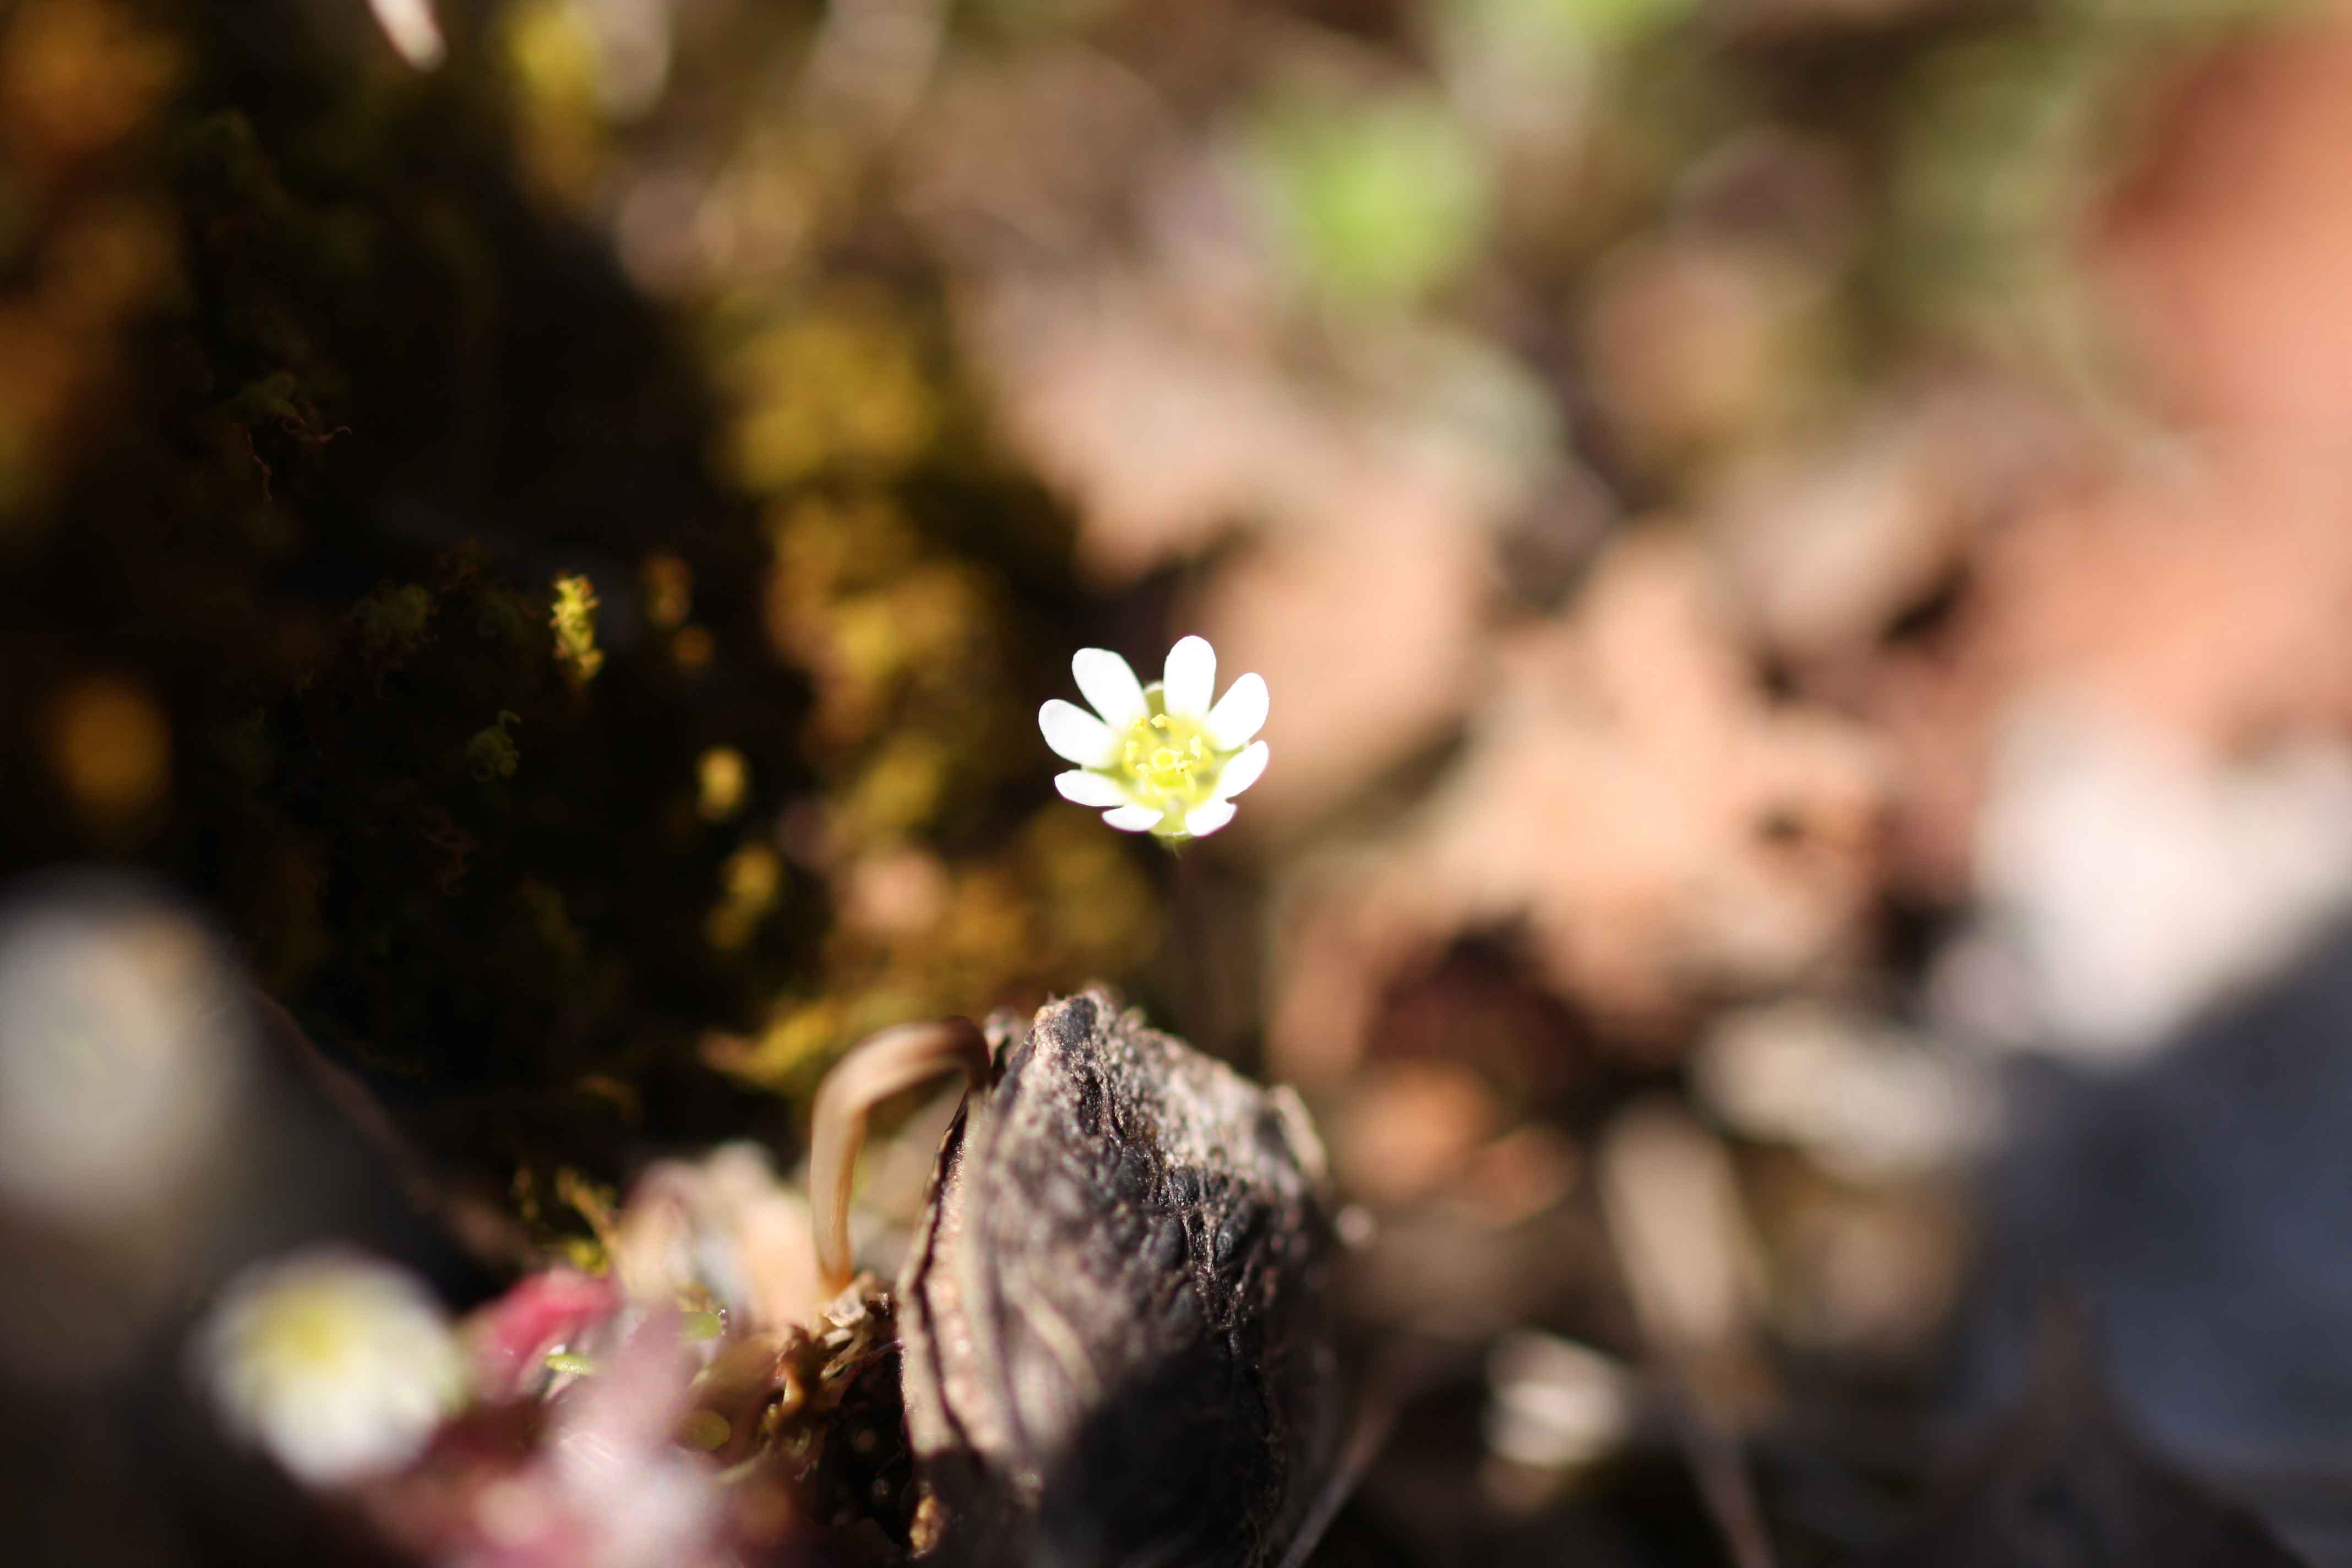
[896,990,1343,1568]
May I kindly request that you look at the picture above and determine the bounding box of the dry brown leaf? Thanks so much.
[967,270,1322,582]
[1745,17,2352,895]
[2097,14,2352,459]
[1191,514,1494,831]
[1270,530,1885,1081]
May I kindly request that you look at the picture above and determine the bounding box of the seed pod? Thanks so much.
[896,990,1343,1567]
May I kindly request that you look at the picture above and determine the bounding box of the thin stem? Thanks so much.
[1668,1387,1778,1568]
[808,1016,993,1298]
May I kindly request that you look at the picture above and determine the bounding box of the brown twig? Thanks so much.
[247,988,538,1271]
[1663,1380,1779,1568]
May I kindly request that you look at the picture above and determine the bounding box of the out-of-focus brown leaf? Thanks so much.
[1708,383,2076,668]
[2097,14,2352,460]
[612,1143,825,1333]
[901,48,1173,270]
[1584,233,1812,470]
[1825,15,2352,897]
[1848,455,2352,900]
[1327,1059,1500,1209]
[966,269,1321,582]
[1193,515,1494,831]
[1270,530,1884,1081]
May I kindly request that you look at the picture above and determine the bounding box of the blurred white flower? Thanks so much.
[1485,1331,1637,1473]
[1040,635,1270,840]
[1952,698,2352,1059]
[0,880,251,1387]
[0,884,243,1228]
[367,0,446,69]
[1694,1001,1993,1182]
[197,1248,466,1487]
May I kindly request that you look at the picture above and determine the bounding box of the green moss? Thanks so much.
[0,1,1153,1199]
[465,710,522,781]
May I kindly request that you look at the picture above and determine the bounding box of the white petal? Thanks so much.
[1163,636,1216,720]
[1213,740,1268,801]
[1072,648,1147,727]
[1039,700,1119,767]
[1055,771,1131,808]
[1184,801,1237,837]
[1102,804,1163,832]
[1205,672,1268,750]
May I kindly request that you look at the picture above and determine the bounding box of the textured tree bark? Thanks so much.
[896,989,1343,1568]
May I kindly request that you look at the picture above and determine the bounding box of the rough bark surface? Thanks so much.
[898,989,1342,1568]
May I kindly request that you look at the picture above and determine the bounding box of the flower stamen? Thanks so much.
[1124,713,1214,798]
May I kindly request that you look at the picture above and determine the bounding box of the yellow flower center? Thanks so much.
[1126,714,1207,788]
[250,1287,367,1378]
[1118,710,1217,812]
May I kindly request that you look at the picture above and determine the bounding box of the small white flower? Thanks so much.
[196,1247,467,1487]
[1040,635,1270,840]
